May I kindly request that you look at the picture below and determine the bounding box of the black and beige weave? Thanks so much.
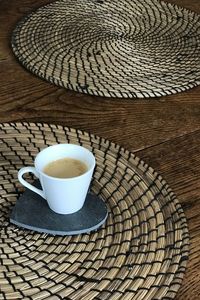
[0,122,189,299]
[11,0,200,98]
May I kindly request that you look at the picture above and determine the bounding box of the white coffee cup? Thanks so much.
[18,144,96,214]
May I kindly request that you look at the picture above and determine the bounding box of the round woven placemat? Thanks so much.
[0,122,189,299]
[11,0,200,98]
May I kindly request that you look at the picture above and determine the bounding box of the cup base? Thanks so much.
[10,181,108,236]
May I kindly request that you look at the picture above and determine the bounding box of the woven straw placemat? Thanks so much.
[0,122,189,299]
[11,0,200,98]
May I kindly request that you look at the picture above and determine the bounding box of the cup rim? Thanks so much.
[34,143,96,181]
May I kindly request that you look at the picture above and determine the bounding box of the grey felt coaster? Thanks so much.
[10,182,108,235]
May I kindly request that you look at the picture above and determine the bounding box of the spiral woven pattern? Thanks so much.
[11,0,200,98]
[0,122,189,299]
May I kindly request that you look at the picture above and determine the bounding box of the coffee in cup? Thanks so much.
[43,157,88,179]
[18,144,95,214]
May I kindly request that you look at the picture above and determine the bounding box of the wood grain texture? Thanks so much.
[0,0,200,299]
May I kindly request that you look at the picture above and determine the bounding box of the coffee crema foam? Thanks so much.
[43,157,88,178]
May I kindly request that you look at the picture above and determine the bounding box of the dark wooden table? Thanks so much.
[0,0,200,299]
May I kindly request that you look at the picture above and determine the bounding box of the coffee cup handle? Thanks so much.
[18,167,46,200]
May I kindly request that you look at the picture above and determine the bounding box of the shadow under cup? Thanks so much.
[19,144,96,214]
